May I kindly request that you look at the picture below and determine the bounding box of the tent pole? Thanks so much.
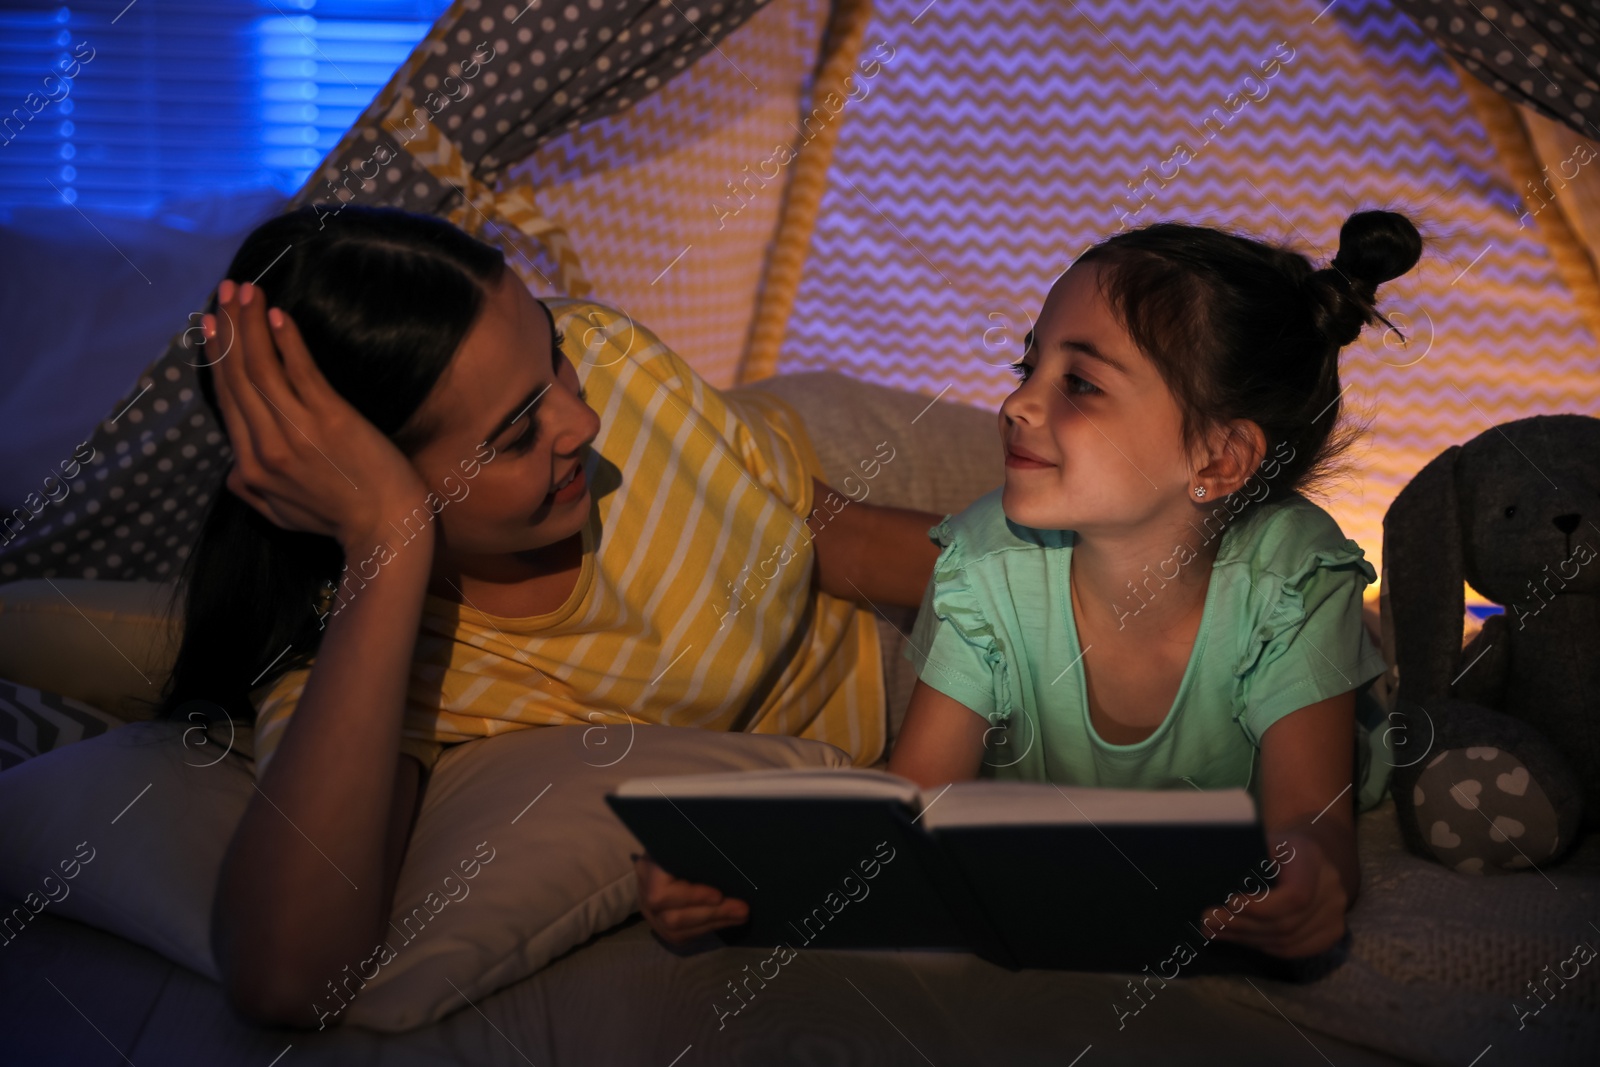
[736,0,876,385]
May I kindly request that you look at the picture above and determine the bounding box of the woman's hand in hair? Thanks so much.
[205,279,428,551]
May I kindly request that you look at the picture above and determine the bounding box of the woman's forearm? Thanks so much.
[214,519,434,1025]
[809,477,942,608]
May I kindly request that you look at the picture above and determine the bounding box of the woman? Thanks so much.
[165,205,945,1025]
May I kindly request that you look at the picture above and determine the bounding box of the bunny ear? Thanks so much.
[1383,444,1464,706]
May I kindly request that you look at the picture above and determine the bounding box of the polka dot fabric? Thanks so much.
[0,358,223,584]
[0,0,770,584]
[311,0,775,219]
[1391,0,1600,137]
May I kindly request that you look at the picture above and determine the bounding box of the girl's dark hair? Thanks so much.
[1076,209,1422,516]
[156,205,507,726]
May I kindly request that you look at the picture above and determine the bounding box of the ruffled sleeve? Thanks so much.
[1232,536,1389,746]
[902,514,1014,723]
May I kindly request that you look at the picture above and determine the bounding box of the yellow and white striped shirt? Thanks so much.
[249,299,885,774]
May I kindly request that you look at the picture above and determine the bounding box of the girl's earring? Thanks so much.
[1193,486,1208,499]
[314,578,337,616]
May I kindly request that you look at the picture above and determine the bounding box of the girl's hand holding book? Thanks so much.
[1205,829,1348,959]
[633,853,749,946]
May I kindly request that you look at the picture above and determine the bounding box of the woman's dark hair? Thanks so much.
[156,205,507,727]
[1075,208,1422,517]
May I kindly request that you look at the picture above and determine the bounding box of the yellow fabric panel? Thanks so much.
[249,300,884,776]
[1449,56,1600,349]
[504,0,834,390]
[1520,107,1600,277]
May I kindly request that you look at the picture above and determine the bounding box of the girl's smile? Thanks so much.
[1004,443,1055,468]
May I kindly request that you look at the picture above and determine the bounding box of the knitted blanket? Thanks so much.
[1192,798,1600,1066]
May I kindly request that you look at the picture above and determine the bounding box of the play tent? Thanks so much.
[2,0,1597,588]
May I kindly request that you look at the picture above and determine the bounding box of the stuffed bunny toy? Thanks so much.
[1383,413,1597,875]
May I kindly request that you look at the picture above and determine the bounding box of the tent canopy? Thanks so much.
[3,0,1597,590]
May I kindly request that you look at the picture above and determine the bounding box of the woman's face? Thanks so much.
[998,260,1195,533]
[406,270,600,557]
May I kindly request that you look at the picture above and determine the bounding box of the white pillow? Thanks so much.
[0,719,246,975]
[0,718,850,1031]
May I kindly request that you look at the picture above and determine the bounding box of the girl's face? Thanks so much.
[406,270,601,557]
[999,260,1197,533]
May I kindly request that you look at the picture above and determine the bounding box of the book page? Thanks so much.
[612,766,921,803]
[918,781,1257,829]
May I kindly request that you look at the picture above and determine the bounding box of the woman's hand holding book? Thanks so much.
[633,853,749,947]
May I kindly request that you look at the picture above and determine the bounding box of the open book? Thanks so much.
[607,767,1292,974]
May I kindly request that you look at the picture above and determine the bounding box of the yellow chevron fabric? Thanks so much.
[772,0,1600,586]
[248,299,885,775]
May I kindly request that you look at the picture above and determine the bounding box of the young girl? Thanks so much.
[637,209,1420,962]
[174,205,944,1025]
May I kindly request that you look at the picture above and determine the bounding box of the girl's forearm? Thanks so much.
[1256,694,1363,910]
[1280,816,1361,906]
[809,477,942,608]
[214,518,435,1024]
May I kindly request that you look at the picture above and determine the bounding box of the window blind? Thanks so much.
[0,0,448,217]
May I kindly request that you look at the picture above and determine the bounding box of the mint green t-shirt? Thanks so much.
[902,488,1394,811]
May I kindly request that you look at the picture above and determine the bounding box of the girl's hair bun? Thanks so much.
[1308,209,1422,347]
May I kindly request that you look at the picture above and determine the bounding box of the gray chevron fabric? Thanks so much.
[0,679,122,771]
